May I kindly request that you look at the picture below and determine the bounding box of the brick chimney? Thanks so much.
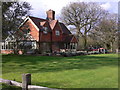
[46,9,55,20]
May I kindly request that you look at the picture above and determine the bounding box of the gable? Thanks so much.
[40,21,52,32]
[63,35,78,43]
[19,16,48,32]
[53,21,63,33]
[19,18,40,41]
[49,20,58,29]
[5,35,16,42]
[19,16,40,31]
[71,36,78,43]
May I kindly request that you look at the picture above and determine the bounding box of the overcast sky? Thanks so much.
[22,0,119,19]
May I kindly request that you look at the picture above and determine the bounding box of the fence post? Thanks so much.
[22,73,31,90]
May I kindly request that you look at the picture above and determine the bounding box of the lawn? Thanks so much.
[2,54,118,88]
[1,83,21,90]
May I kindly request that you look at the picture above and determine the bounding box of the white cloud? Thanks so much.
[22,0,85,18]
[100,2,111,10]
[26,0,84,14]
[20,0,118,18]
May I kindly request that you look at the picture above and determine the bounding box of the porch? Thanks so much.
[1,40,37,54]
[1,41,78,54]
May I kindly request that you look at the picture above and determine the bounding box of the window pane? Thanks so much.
[43,27,48,34]
[43,30,47,34]
[56,30,60,36]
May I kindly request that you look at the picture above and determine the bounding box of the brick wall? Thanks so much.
[20,20,39,41]
[1,50,14,54]
[40,22,52,42]
[52,22,63,42]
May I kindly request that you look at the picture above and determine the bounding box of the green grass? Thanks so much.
[2,54,118,88]
[1,83,21,90]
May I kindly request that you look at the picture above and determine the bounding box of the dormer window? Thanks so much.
[43,27,48,34]
[55,30,60,36]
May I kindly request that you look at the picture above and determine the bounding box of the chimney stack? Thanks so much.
[46,9,55,20]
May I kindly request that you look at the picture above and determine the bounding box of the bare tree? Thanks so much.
[91,13,118,52]
[60,2,107,49]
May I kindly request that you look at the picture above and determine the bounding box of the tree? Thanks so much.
[2,1,31,39]
[90,13,118,52]
[60,2,107,49]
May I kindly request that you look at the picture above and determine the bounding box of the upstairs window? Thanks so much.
[43,27,48,34]
[55,30,60,36]
[23,28,31,34]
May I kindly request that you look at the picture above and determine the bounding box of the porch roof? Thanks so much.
[63,35,78,43]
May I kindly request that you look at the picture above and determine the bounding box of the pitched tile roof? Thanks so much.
[29,16,72,34]
[63,35,78,43]
[29,16,46,30]
[63,35,73,42]
[59,23,71,34]
[27,16,72,35]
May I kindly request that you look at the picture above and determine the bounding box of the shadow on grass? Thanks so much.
[32,81,62,88]
[1,83,21,90]
[2,54,118,73]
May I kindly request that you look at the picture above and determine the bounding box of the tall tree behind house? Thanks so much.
[90,13,118,52]
[60,2,108,49]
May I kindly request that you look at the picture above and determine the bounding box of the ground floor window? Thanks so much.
[1,42,16,50]
[18,41,37,50]
[64,43,77,49]
[1,41,37,50]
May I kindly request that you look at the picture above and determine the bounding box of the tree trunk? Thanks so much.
[104,43,107,49]
[83,35,87,50]
[110,42,113,52]
[76,28,81,50]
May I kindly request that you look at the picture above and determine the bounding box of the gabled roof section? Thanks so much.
[5,34,16,42]
[29,16,47,30]
[64,35,73,42]
[49,20,58,29]
[71,35,78,43]
[19,16,47,31]
[63,35,78,43]
[59,23,71,34]
[40,21,46,26]
[19,16,72,35]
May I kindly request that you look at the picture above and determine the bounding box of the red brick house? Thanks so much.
[1,10,78,54]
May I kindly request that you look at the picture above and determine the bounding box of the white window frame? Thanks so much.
[43,27,48,34]
[55,30,60,36]
[1,42,16,50]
